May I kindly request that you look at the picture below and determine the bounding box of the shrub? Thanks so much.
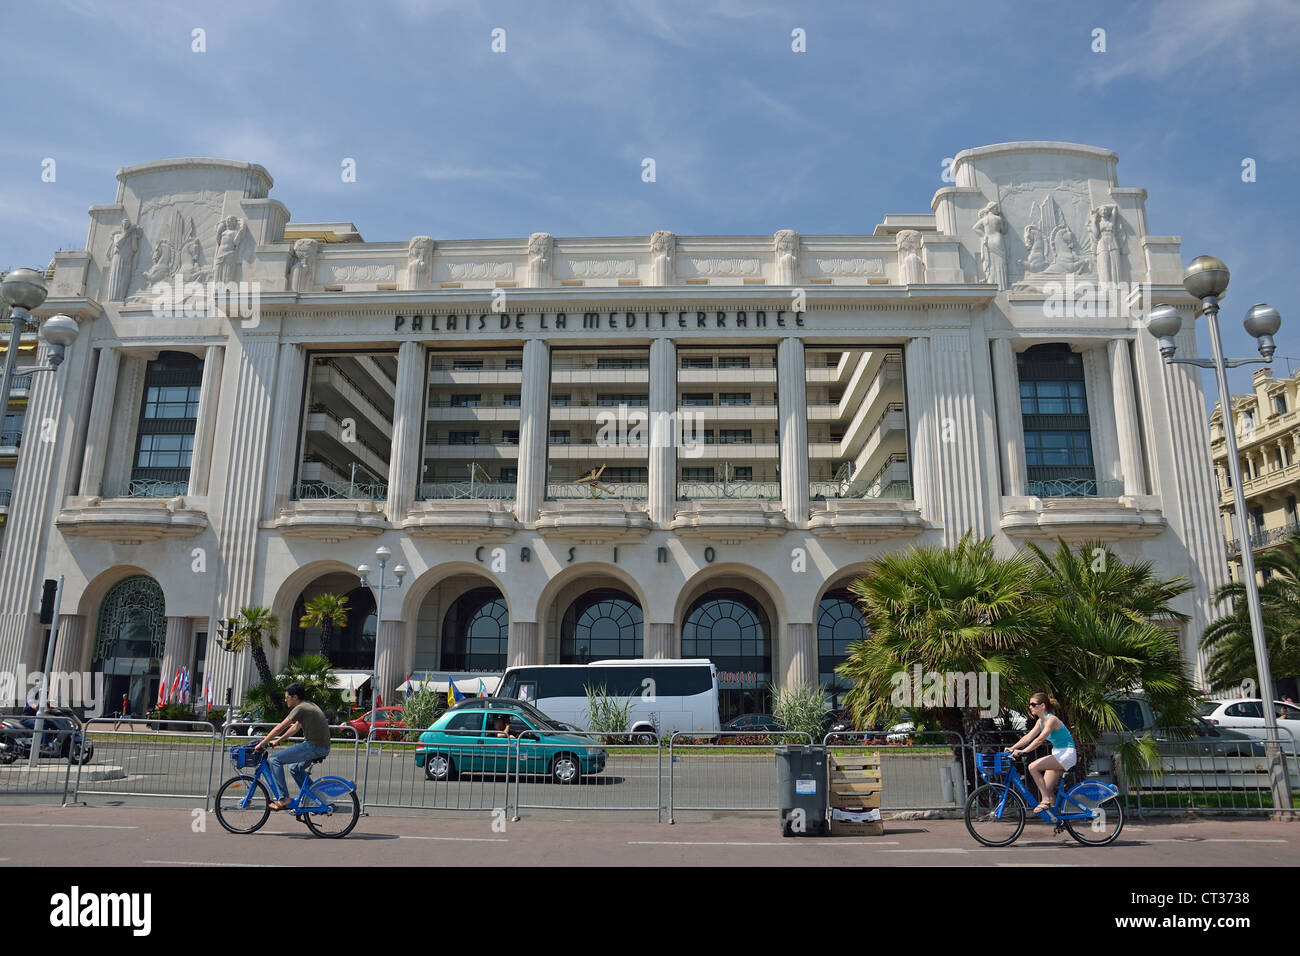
[584,683,633,738]
[772,684,830,743]
[402,688,445,740]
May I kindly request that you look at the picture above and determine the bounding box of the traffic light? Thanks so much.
[38,579,57,625]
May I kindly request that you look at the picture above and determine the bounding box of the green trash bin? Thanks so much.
[774,744,828,837]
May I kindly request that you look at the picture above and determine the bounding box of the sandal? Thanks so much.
[1032,802,1051,813]
[268,800,290,811]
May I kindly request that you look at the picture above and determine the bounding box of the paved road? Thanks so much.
[0,804,1294,867]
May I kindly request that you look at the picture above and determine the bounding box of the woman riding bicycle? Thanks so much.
[1009,692,1076,814]
[253,682,331,811]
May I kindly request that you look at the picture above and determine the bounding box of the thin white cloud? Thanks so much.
[416,164,539,183]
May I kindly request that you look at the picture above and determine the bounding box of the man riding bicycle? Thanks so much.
[253,683,331,811]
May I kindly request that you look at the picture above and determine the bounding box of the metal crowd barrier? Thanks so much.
[512,730,662,821]
[361,728,514,814]
[823,730,968,810]
[0,725,79,802]
[74,719,219,805]
[667,731,813,822]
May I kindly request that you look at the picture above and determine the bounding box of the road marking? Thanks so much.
[882,848,968,854]
[144,860,284,867]
[627,841,900,847]
[996,862,1080,867]
[399,836,509,843]
[0,823,138,829]
[1142,837,1287,844]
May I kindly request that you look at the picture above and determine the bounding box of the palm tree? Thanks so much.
[227,606,280,689]
[837,533,1048,744]
[299,593,350,659]
[280,654,347,720]
[1201,531,1300,691]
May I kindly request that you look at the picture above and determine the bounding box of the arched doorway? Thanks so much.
[287,575,377,671]
[93,575,165,715]
[440,587,510,670]
[682,588,771,722]
[560,588,643,662]
[817,587,867,709]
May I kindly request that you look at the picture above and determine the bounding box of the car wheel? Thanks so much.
[550,752,581,785]
[633,731,656,746]
[425,752,456,782]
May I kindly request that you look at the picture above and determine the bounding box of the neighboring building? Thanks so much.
[1211,367,1300,579]
[0,142,1231,720]
[0,297,40,557]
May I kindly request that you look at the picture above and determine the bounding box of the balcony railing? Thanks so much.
[1026,478,1126,498]
[678,480,781,500]
[0,431,22,448]
[546,481,647,500]
[101,478,190,498]
[0,490,11,507]
[810,478,913,500]
[290,481,388,501]
[1227,520,1300,557]
[418,481,517,501]
[10,374,31,391]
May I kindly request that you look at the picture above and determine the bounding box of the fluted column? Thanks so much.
[780,623,817,689]
[187,345,225,496]
[508,621,540,667]
[905,337,940,520]
[260,343,306,521]
[376,620,404,707]
[931,331,989,542]
[79,347,120,496]
[645,623,676,659]
[1109,339,1147,496]
[159,617,195,702]
[649,338,677,524]
[778,337,809,524]
[102,355,147,496]
[1081,348,1121,494]
[386,341,426,521]
[50,614,86,675]
[990,338,1026,496]
[515,339,550,523]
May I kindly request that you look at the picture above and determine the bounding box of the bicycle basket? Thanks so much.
[230,745,264,769]
[975,751,1009,781]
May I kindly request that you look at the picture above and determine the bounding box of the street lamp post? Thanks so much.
[1145,255,1291,814]
[2,268,80,770]
[357,546,406,718]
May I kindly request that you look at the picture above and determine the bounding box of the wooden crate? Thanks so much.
[828,753,884,836]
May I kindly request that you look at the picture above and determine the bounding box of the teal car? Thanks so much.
[415,699,606,784]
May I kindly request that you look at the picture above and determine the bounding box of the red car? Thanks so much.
[347,706,406,741]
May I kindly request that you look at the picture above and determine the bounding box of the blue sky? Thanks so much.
[4,0,1298,406]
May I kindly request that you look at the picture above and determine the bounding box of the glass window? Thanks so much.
[450,394,482,407]
[551,394,571,407]
[682,393,714,406]
[681,357,713,369]
[560,589,643,662]
[452,359,483,370]
[682,467,715,481]
[499,467,517,482]
[732,467,752,480]
[448,431,481,445]
[548,430,570,444]
[718,393,751,406]
[719,429,752,444]
[503,394,521,407]
[444,712,485,733]
[142,385,201,419]
[1275,395,1289,415]
[136,433,194,468]
[501,429,519,445]
[718,356,751,369]
[505,358,522,370]
[1225,701,1264,718]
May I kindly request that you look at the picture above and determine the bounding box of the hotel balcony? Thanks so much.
[1226,519,1300,557]
[311,360,394,438]
[1001,478,1166,542]
[0,430,22,458]
[1220,461,1300,503]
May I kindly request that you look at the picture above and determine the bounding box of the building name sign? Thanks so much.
[717,671,758,686]
[394,309,806,334]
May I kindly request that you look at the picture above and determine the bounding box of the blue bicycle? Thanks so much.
[965,750,1124,847]
[215,744,360,838]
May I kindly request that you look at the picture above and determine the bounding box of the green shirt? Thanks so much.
[288,701,332,748]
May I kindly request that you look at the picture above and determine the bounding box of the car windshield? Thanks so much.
[1197,701,1220,717]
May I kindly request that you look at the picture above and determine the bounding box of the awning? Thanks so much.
[330,671,373,692]
[398,675,501,696]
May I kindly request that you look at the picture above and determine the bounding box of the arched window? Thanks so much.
[818,588,867,706]
[288,586,376,670]
[93,575,165,715]
[440,587,510,670]
[682,588,771,721]
[560,589,642,662]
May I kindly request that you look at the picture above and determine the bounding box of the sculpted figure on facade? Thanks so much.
[408,236,435,289]
[213,216,247,284]
[1089,204,1125,285]
[142,238,176,287]
[773,229,799,285]
[526,232,553,288]
[650,230,676,285]
[1050,222,1088,274]
[106,218,142,300]
[1020,223,1048,273]
[972,202,1008,290]
[289,238,320,293]
[896,230,926,284]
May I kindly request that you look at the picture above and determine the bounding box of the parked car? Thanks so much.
[1198,699,1300,748]
[0,715,94,764]
[1100,695,1266,759]
[415,699,606,784]
[721,714,784,732]
[347,706,407,741]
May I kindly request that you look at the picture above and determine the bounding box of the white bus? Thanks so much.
[496,659,719,741]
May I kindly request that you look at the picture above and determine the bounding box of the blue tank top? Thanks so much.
[1046,715,1074,749]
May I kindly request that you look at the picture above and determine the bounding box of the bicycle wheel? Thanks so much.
[965,783,1026,847]
[214,774,272,834]
[302,787,360,839]
[1064,792,1125,846]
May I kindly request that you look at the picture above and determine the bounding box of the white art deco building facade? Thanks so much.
[0,142,1227,719]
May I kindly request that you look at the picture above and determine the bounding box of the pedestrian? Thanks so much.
[113,693,130,731]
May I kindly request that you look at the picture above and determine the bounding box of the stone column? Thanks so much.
[930,330,989,542]
[1108,339,1147,496]
[159,617,195,703]
[102,355,148,496]
[79,347,120,496]
[376,620,404,707]
[1081,347,1121,493]
[645,623,676,659]
[648,338,677,525]
[778,337,809,524]
[260,343,306,521]
[905,337,940,520]
[780,622,817,689]
[386,341,426,521]
[50,614,86,675]
[507,621,540,667]
[515,339,550,523]
[990,338,1026,496]
[186,345,225,496]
